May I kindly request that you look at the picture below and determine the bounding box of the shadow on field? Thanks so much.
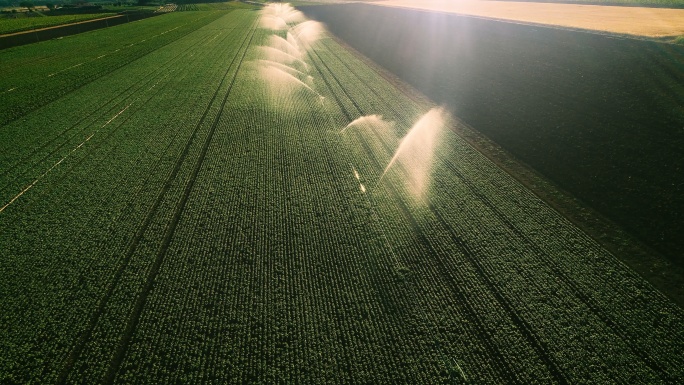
[0,12,159,50]
[300,3,684,269]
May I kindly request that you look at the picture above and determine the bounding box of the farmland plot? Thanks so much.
[1,3,683,384]
[0,11,227,126]
[301,3,684,271]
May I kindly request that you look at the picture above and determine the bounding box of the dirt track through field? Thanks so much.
[369,0,684,37]
[0,15,125,37]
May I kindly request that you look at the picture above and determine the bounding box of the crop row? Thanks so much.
[0,10,257,384]
[98,25,454,383]
[307,31,684,383]
[2,7,683,384]
[306,36,545,384]
[0,10,228,127]
[0,13,117,35]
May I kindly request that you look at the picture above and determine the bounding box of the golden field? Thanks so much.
[370,0,684,37]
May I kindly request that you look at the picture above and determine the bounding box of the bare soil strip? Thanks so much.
[369,0,684,37]
[0,15,125,37]
[0,13,160,50]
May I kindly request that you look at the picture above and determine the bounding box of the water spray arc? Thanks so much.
[358,107,448,196]
[257,46,309,72]
[255,3,326,103]
[378,107,447,198]
[256,59,310,81]
[258,65,319,95]
[269,34,302,58]
[259,3,305,30]
[341,109,446,198]
[341,114,394,133]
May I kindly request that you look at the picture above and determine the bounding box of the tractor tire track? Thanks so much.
[102,20,258,384]
[0,12,221,128]
[0,27,220,191]
[307,42,524,384]
[323,34,673,381]
[54,20,254,385]
[308,41,570,384]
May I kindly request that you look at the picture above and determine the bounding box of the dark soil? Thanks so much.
[300,4,684,271]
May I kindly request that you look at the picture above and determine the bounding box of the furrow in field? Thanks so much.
[0,26,222,194]
[324,31,684,371]
[311,34,684,382]
[101,16,258,384]
[307,38,540,383]
[0,11,225,127]
[0,11,256,383]
[56,24,251,384]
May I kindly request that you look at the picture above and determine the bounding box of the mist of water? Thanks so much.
[260,3,305,30]
[268,35,302,58]
[257,46,309,71]
[258,65,320,97]
[380,107,448,198]
[256,59,311,83]
[256,4,328,107]
[290,20,325,49]
[341,114,394,133]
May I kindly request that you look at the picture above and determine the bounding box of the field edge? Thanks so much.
[324,32,684,308]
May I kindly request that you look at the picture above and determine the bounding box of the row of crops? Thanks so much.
[0,8,259,383]
[302,31,684,383]
[177,4,202,11]
[1,3,683,383]
[0,13,118,35]
[0,10,228,127]
[300,3,684,268]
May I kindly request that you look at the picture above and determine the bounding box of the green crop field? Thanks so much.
[1,3,683,384]
[0,13,116,35]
